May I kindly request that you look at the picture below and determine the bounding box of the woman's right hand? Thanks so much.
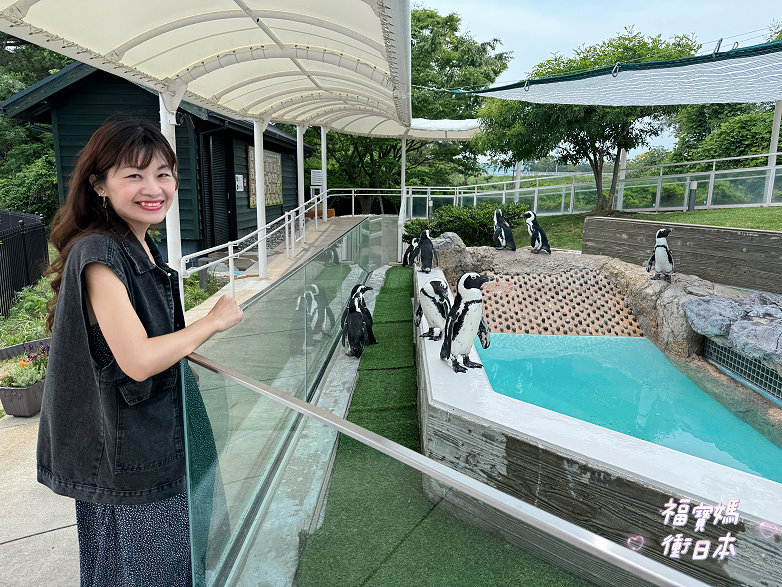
[207,295,243,333]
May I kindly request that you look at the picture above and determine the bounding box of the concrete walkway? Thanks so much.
[0,214,369,586]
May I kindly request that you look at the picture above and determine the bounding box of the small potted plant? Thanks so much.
[0,343,49,417]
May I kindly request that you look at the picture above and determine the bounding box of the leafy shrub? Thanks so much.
[183,272,224,311]
[0,148,59,221]
[0,277,52,347]
[0,342,49,387]
[403,202,528,247]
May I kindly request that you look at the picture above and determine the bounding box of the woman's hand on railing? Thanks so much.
[206,295,244,333]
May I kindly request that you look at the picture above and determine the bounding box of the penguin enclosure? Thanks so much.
[413,257,782,586]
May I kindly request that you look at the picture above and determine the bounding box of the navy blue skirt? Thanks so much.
[75,491,192,587]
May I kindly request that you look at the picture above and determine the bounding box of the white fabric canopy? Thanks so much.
[463,41,782,106]
[0,0,478,139]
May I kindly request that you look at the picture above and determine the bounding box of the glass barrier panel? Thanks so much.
[774,167,782,204]
[537,186,568,213]
[659,178,688,209]
[711,169,768,206]
[506,190,535,209]
[198,267,307,399]
[538,175,573,188]
[620,180,657,209]
[411,196,428,218]
[184,366,614,587]
[573,186,597,212]
[475,194,504,206]
[430,196,455,214]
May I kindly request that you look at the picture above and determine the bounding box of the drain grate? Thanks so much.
[704,337,782,401]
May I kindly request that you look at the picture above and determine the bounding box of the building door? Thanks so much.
[210,135,230,246]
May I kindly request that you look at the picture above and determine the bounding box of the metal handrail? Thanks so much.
[179,192,327,299]
[187,351,706,587]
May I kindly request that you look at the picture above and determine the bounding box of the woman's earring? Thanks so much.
[102,196,107,208]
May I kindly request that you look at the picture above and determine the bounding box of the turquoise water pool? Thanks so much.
[475,334,782,484]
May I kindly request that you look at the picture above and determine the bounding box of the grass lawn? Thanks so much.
[512,207,782,251]
[297,266,586,586]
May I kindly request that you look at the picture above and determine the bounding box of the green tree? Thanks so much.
[475,27,700,212]
[0,35,72,220]
[690,111,774,169]
[297,8,510,213]
[668,103,759,162]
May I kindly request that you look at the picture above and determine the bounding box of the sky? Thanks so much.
[416,0,780,160]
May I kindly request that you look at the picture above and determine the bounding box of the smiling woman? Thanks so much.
[39,118,243,585]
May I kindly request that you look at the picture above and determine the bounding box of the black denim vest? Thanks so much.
[37,228,187,505]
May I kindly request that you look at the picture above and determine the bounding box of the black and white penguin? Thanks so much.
[440,272,491,373]
[290,290,315,355]
[342,296,368,357]
[402,238,419,267]
[415,278,451,341]
[417,230,439,273]
[493,209,516,251]
[523,211,551,254]
[340,284,377,345]
[308,284,336,336]
[646,228,675,283]
[324,244,340,266]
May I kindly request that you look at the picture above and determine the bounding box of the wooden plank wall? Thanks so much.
[582,217,782,294]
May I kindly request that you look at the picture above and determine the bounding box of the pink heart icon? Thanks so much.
[759,522,777,539]
[627,535,644,551]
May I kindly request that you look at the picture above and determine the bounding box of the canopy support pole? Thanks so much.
[766,100,782,205]
[321,126,328,221]
[401,136,407,198]
[296,124,306,232]
[254,120,268,278]
[158,85,186,307]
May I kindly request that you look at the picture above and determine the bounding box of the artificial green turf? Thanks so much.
[371,293,413,324]
[296,265,587,587]
[359,322,414,369]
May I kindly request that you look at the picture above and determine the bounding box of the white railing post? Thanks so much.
[616,148,627,211]
[707,161,716,207]
[655,167,663,211]
[314,197,318,231]
[764,100,781,205]
[322,191,328,222]
[351,189,355,216]
[284,212,290,258]
[533,187,539,214]
[502,184,506,205]
[228,242,236,300]
[569,182,575,213]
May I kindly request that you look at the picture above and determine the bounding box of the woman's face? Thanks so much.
[97,153,176,239]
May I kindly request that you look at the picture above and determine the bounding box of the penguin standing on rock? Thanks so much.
[417,230,439,273]
[522,211,551,254]
[402,238,419,267]
[342,296,368,357]
[340,285,377,345]
[493,209,516,251]
[646,228,675,283]
[415,278,451,341]
[440,273,491,373]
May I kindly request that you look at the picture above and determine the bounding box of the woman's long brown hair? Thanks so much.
[45,118,178,332]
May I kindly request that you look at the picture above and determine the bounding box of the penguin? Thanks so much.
[402,238,419,267]
[646,228,674,283]
[342,296,368,357]
[308,283,336,337]
[440,272,491,373]
[492,209,516,251]
[290,290,315,355]
[522,211,551,254]
[415,278,451,341]
[324,244,340,266]
[417,230,439,273]
[340,284,377,345]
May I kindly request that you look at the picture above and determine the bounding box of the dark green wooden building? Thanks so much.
[1,62,313,259]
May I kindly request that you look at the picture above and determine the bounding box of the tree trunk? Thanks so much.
[357,195,374,214]
[593,157,612,213]
[607,145,622,210]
